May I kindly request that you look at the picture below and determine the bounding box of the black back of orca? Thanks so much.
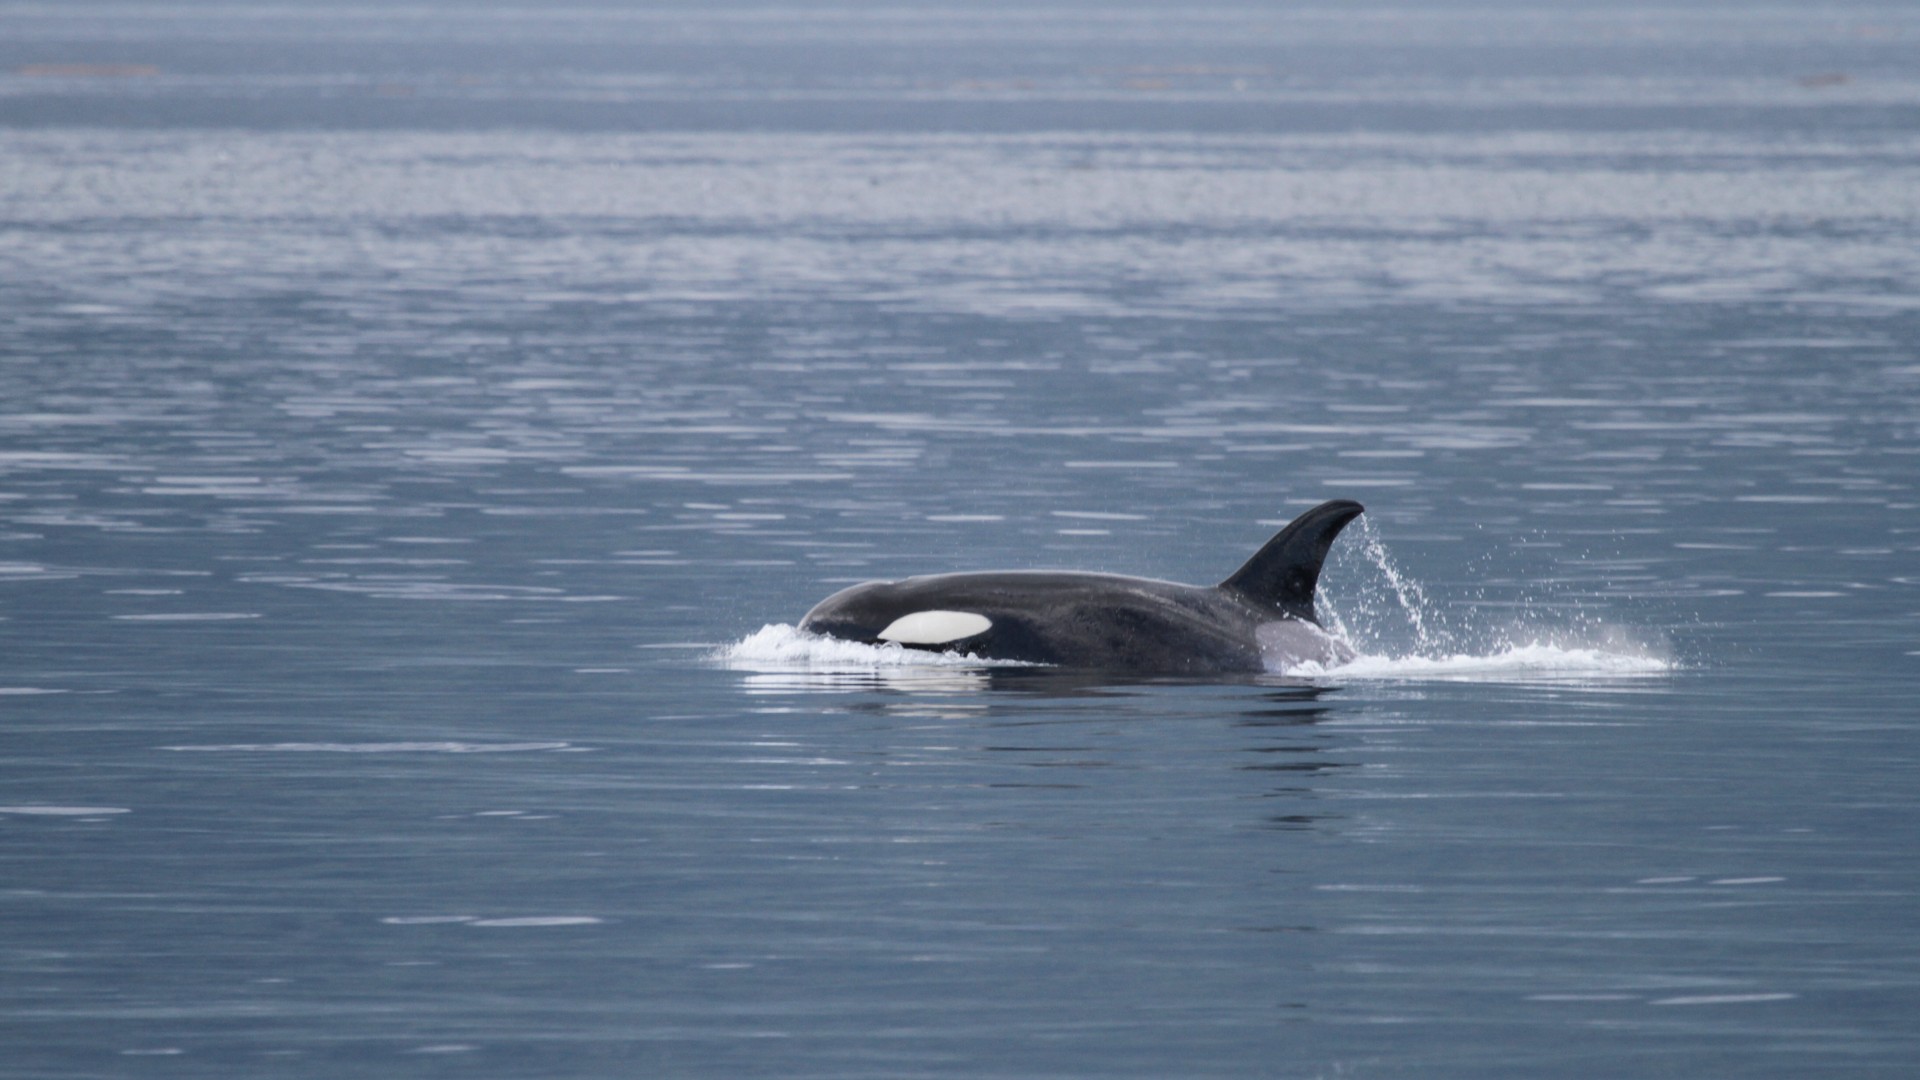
[798,500,1365,673]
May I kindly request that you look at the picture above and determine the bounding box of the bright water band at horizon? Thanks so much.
[2,2,1918,1077]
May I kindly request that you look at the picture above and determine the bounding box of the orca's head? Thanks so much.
[800,580,994,650]
[797,580,893,642]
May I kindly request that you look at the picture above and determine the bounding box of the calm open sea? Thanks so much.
[2,3,1918,1077]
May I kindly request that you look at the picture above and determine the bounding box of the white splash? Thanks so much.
[715,623,1030,693]
[718,623,1025,670]
[1287,640,1672,681]
[1307,518,1675,682]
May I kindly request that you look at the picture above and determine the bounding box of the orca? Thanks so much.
[798,499,1365,673]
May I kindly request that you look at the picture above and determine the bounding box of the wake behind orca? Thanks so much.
[799,499,1365,674]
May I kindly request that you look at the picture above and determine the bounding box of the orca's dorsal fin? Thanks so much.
[1217,500,1365,624]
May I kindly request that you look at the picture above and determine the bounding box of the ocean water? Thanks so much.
[3,3,1918,1077]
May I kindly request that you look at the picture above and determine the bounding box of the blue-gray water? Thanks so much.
[3,3,1918,1077]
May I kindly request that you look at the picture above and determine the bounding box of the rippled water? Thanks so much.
[3,3,1918,1077]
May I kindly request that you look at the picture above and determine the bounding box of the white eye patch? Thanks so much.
[877,610,992,645]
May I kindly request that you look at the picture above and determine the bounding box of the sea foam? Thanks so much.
[715,624,1669,682]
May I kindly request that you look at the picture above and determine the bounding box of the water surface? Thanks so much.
[2,3,1918,1077]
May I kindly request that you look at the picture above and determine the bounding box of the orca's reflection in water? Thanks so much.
[728,659,1357,834]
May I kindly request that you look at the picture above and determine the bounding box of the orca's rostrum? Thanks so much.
[799,499,1365,673]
